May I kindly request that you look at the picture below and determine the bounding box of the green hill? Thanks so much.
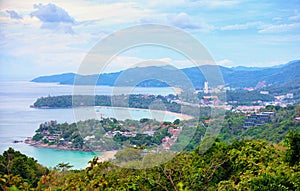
[32,60,300,88]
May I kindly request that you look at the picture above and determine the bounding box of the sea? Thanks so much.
[0,80,179,169]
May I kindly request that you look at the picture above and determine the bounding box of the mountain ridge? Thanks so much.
[31,60,300,88]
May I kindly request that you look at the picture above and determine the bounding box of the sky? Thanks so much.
[0,0,300,79]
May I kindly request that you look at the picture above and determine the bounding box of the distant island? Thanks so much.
[31,60,300,88]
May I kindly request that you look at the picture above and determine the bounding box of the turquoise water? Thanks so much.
[0,81,178,169]
[0,141,100,169]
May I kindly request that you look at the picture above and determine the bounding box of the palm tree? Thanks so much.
[86,157,98,173]
[56,162,73,171]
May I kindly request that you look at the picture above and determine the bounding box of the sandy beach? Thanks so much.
[152,109,194,120]
[97,150,117,162]
[94,106,194,120]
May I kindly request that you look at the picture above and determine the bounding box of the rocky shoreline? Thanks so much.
[25,138,117,162]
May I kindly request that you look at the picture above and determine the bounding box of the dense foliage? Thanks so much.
[0,148,48,190]
[32,60,300,89]
[2,132,300,190]
[29,105,300,153]
[33,95,111,108]
[220,105,300,143]
[32,120,85,149]
[30,118,185,151]
[32,94,221,117]
[264,78,300,103]
[34,91,275,110]
[225,90,274,105]
[5,105,300,190]
[33,94,183,113]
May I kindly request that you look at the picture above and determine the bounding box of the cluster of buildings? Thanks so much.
[243,112,275,129]
[161,127,183,150]
[104,130,156,138]
[196,81,297,109]
[196,82,229,95]
[36,121,65,143]
[274,93,294,100]
[25,120,76,147]
[251,93,295,107]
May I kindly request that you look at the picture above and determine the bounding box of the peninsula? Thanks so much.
[25,117,193,152]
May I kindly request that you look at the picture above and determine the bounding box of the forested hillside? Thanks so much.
[1,132,299,190]
[1,106,300,190]
[219,105,300,143]
[32,60,300,88]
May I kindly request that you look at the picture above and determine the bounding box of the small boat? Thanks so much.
[13,140,23,143]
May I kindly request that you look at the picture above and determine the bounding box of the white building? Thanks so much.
[204,81,209,94]
[286,93,293,99]
[260,91,269,95]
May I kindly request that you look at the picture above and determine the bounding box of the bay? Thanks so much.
[0,80,180,169]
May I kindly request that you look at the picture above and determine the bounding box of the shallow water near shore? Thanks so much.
[0,80,183,169]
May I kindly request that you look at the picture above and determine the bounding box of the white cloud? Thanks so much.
[258,22,300,33]
[1,0,155,26]
[29,3,79,34]
[247,60,290,68]
[191,0,242,8]
[104,56,144,73]
[31,3,75,23]
[0,15,97,75]
[220,22,262,31]
[140,12,214,32]
[56,1,154,26]
[1,1,157,76]
[258,35,300,44]
[272,17,282,22]
[176,12,209,30]
[95,56,202,74]
[220,21,300,34]
[140,0,185,8]
[289,13,300,21]
[167,12,199,29]
[216,59,233,66]
[1,0,300,78]
[144,0,241,8]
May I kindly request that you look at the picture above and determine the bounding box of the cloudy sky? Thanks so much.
[1,0,300,79]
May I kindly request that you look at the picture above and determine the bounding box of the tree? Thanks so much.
[56,163,73,171]
[285,131,300,166]
[0,148,48,188]
[173,119,180,125]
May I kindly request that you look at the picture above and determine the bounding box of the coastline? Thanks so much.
[97,150,117,162]
[31,105,194,120]
[25,104,192,159]
[94,106,194,120]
